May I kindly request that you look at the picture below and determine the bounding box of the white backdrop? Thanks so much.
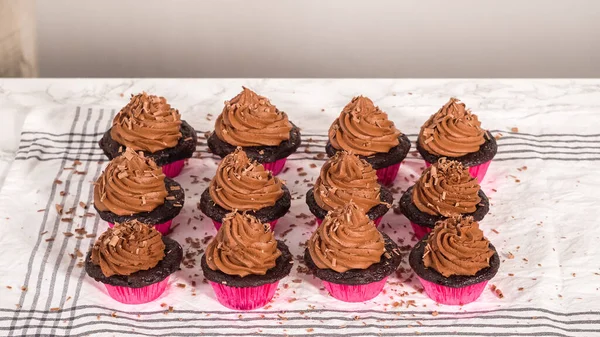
[35,0,600,77]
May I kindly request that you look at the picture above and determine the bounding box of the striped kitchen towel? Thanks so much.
[1,88,599,337]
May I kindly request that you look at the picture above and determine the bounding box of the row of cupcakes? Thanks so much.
[87,143,498,307]
[85,206,499,307]
[98,88,497,184]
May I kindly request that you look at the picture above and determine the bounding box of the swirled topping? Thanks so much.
[209,147,284,211]
[111,92,182,153]
[205,212,281,277]
[94,148,168,216]
[423,216,494,277]
[91,220,165,277]
[308,202,385,273]
[412,158,481,216]
[419,98,486,157]
[214,87,292,146]
[328,96,401,156]
[313,151,382,212]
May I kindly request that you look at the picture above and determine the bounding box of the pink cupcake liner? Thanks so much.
[316,216,382,227]
[103,276,170,304]
[261,158,288,176]
[410,221,432,240]
[161,159,185,178]
[322,277,388,302]
[109,220,173,235]
[209,281,279,310]
[375,162,402,186]
[424,160,491,184]
[212,219,278,231]
[416,275,489,305]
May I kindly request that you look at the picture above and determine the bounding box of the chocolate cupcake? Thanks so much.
[93,148,185,235]
[85,220,183,304]
[198,147,291,230]
[99,92,198,178]
[409,216,500,305]
[201,212,293,310]
[417,98,497,183]
[399,158,489,240]
[305,151,392,227]
[207,87,301,175]
[326,96,411,185]
[303,202,402,302]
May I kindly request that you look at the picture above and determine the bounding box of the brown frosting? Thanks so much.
[111,92,182,153]
[423,216,494,277]
[205,212,281,277]
[419,98,486,157]
[328,96,401,156]
[209,147,284,211]
[214,87,292,147]
[313,151,382,212]
[412,158,481,217]
[91,220,165,277]
[308,202,385,273]
[94,148,168,216]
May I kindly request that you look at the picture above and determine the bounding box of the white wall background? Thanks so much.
[36,0,600,78]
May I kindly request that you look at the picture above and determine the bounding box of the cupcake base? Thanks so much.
[375,162,402,186]
[410,221,431,240]
[104,276,170,304]
[109,220,173,235]
[416,276,489,305]
[209,281,279,310]
[95,178,184,226]
[99,120,197,167]
[262,158,287,176]
[417,130,497,184]
[326,134,411,171]
[316,217,382,227]
[398,185,489,232]
[409,237,500,306]
[162,159,185,178]
[212,219,278,231]
[207,124,301,164]
[425,160,491,184]
[306,187,393,226]
[322,277,388,302]
[199,186,291,225]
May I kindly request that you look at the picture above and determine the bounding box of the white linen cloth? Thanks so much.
[0,79,599,337]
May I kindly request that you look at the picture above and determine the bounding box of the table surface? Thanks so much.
[0,79,599,337]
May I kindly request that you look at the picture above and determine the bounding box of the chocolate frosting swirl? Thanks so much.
[91,220,165,277]
[423,216,494,277]
[94,148,168,216]
[111,92,182,153]
[308,202,385,273]
[214,87,292,147]
[419,98,486,157]
[412,158,481,217]
[328,96,401,156]
[313,151,382,212]
[205,212,281,277]
[209,147,284,211]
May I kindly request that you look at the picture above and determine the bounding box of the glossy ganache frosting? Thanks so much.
[308,202,385,273]
[205,212,281,277]
[412,158,481,217]
[419,98,486,157]
[94,148,168,216]
[209,147,284,211]
[91,220,165,277]
[423,216,494,277]
[313,151,382,212]
[111,92,182,153]
[328,96,401,156]
[214,87,292,147]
